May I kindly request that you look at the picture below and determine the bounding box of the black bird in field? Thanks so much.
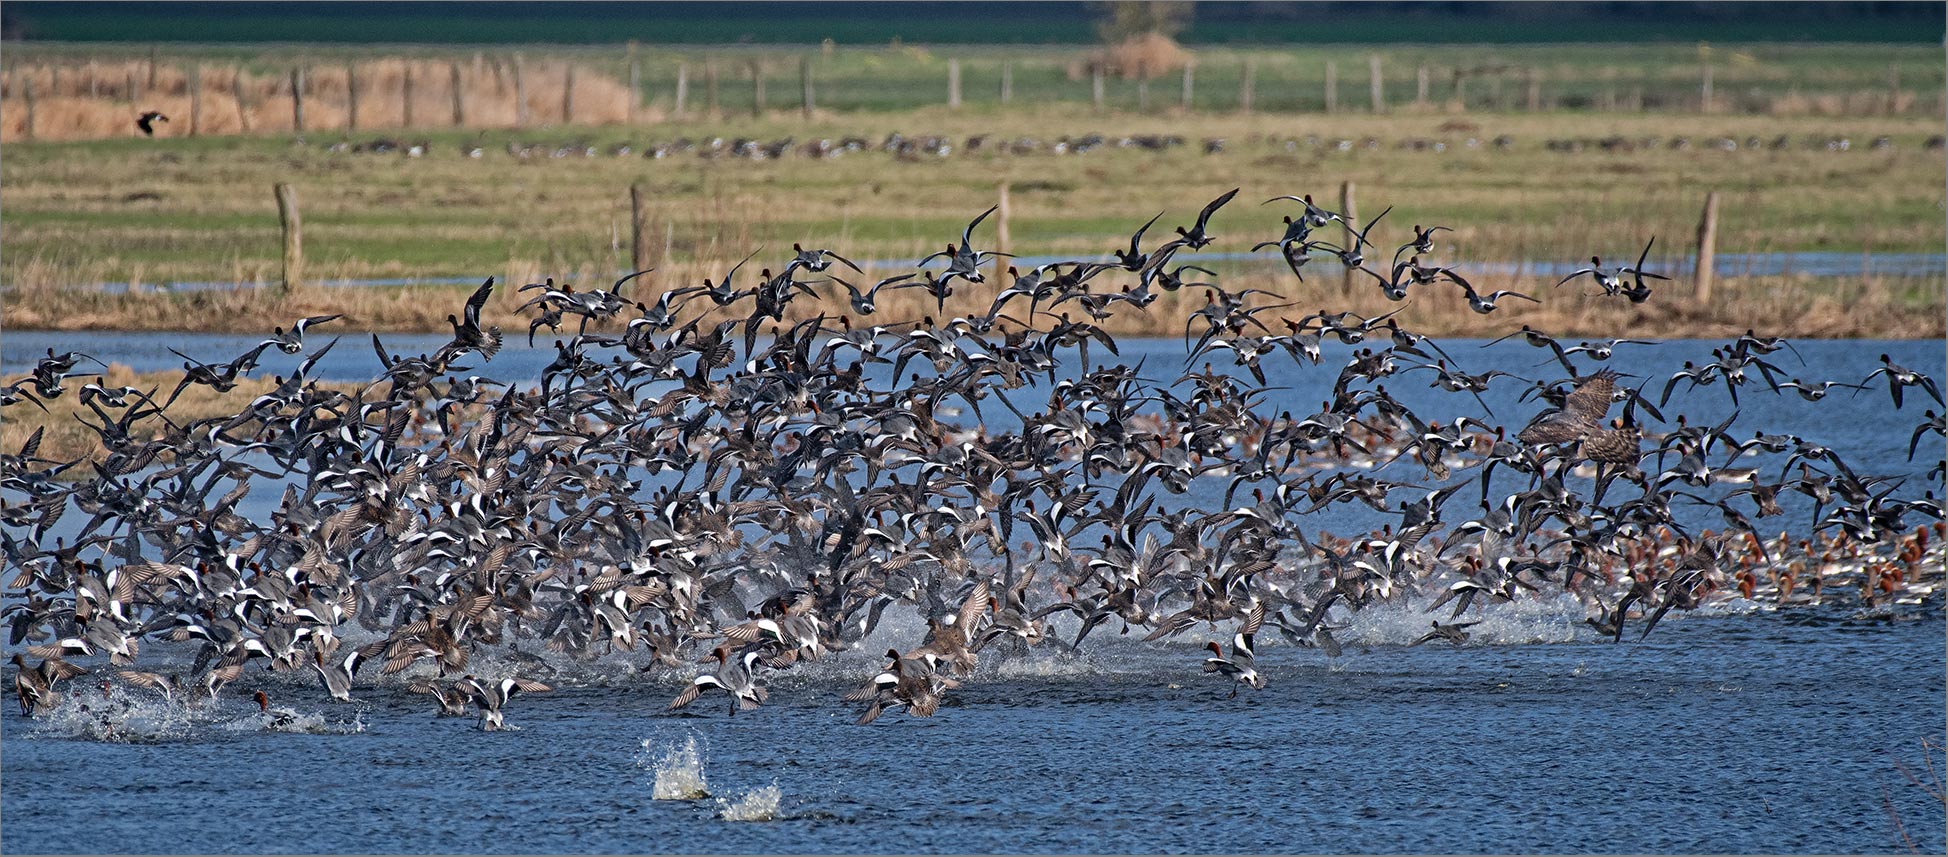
[136,111,168,137]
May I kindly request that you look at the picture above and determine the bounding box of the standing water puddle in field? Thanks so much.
[13,250,1944,294]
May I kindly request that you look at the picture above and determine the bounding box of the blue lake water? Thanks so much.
[2,610,1942,854]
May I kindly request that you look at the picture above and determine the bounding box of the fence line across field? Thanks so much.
[58,183,1870,302]
[0,46,1935,142]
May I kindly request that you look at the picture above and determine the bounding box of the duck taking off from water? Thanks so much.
[458,675,551,731]
[1201,603,1268,697]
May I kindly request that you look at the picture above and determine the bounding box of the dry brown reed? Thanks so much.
[7,265,1939,343]
[0,59,639,141]
[1766,88,1920,116]
[1075,34,1194,80]
[0,363,363,467]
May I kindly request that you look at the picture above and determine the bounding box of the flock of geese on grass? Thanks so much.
[5,189,1944,731]
[290,131,1935,161]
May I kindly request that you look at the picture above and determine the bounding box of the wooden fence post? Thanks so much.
[345,62,359,130]
[1526,67,1541,111]
[1000,61,1012,104]
[402,66,415,127]
[188,64,203,136]
[1416,64,1429,105]
[233,67,252,132]
[948,58,962,109]
[675,62,689,116]
[1137,75,1149,111]
[513,53,529,127]
[87,61,99,99]
[1368,54,1383,112]
[1324,60,1337,112]
[449,62,465,126]
[1240,57,1255,113]
[629,182,650,273]
[1695,191,1720,305]
[562,64,576,124]
[705,59,720,115]
[1451,69,1467,110]
[1339,181,1358,297]
[275,183,302,294]
[1181,61,1194,109]
[1091,65,1105,110]
[147,45,159,90]
[50,66,61,97]
[1700,62,1713,113]
[127,68,139,103]
[749,60,763,116]
[800,56,813,118]
[291,67,306,136]
[627,43,641,124]
[21,76,34,140]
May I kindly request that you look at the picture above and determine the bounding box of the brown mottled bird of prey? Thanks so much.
[1517,368,1618,446]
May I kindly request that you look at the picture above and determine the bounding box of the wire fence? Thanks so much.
[3,42,1943,141]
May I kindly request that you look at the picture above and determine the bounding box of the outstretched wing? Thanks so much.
[962,205,998,246]
[956,578,992,635]
[510,678,552,695]
[1196,188,1241,230]
[667,677,714,710]
[464,277,495,325]
[1565,368,1619,421]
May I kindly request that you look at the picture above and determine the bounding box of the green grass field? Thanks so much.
[6,31,1945,335]
[4,106,1942,339]
[7,41,1944,116]
[6,109,1941,282]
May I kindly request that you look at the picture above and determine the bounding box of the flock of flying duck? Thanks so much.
[5,190,1942,731]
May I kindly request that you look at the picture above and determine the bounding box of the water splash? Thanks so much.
[28,681,369,741]
[639,735,711,800]
[717,781,782,822]
[1341,591,1591,648]
[990,649,1098,678]
[220,706,366,735]
[32,686,195,743]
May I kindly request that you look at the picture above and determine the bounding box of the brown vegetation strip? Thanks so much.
[5,268,1940,342]
[0,364,364,469]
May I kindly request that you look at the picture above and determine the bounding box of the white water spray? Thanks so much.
[717,781,782,821]
[639,735,711,800]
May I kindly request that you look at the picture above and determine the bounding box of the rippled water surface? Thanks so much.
[3,610,1943,854]
[3,334,1942,853]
